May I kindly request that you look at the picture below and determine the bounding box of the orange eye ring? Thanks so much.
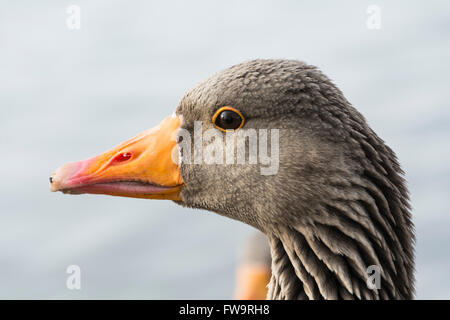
[212,106,245,132]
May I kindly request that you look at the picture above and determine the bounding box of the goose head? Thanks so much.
[50,59,414,300]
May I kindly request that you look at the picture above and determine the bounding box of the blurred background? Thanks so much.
[0,0,449,299]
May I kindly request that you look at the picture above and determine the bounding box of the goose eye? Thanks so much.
[212,107,245,131]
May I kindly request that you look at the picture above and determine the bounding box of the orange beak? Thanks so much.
[50,115,183,200]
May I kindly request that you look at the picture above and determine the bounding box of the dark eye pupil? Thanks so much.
[216,110,242,130]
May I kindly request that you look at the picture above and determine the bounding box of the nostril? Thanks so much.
[49,176,54,183]
[111,152,133,165]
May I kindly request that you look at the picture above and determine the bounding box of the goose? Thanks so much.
[50,59,415,300]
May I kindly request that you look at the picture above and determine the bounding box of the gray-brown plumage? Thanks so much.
[176,59,415,300]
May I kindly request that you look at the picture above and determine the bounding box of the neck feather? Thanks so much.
[266,178,414,300]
